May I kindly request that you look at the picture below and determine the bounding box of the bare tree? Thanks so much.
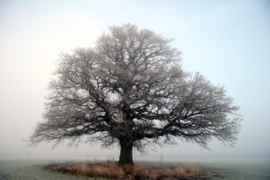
[30,24,242,165]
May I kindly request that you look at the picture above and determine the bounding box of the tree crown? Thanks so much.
[30,24,242,153]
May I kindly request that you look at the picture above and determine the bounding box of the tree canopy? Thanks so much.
[30,24,242,165]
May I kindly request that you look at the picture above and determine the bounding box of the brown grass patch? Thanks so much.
[123,164,134,174]
[133,164,146,179]
[163,167,172,177]
[44,161,219,179]
[174,166,187,178]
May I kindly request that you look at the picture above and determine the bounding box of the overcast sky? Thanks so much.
[0,0,269,159]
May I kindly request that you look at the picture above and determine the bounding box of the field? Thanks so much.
[0,155,269,180]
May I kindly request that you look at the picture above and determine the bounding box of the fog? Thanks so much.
[0,0,269,159]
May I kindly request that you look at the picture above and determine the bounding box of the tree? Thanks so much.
[30,24,242,166]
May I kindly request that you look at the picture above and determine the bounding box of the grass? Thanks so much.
[0,164,89,180]
[44,161,219,180]
[1,155,269,180]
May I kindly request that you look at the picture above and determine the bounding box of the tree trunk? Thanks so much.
[119,142,134,165]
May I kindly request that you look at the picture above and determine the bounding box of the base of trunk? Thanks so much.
[119,143,134,166]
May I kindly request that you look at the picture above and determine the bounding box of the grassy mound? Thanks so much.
[44,161,220,180]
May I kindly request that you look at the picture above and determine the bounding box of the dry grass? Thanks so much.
[44,161,218,180]
[174,166,187,178]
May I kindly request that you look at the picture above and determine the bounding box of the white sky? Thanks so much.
[0,0,269,159]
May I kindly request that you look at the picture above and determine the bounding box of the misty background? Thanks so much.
[0,0,269,159]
